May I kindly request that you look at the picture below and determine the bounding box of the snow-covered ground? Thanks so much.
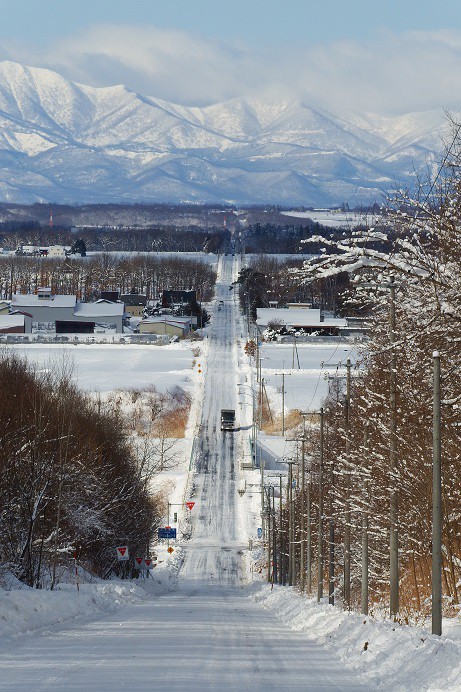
[8,342,198,394]
[1,256,461,690]
[260,341,360,413]
[281,210,381,229]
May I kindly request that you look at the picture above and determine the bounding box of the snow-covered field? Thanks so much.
[260,341,361,413]
[8,342,198,394]
[281,209,381,228]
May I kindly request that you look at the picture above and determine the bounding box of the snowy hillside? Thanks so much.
[0,60,448,206]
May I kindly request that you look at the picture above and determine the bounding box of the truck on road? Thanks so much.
[220,409,236,431]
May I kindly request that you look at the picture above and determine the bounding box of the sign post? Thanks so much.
[116,545,129,561]
[158,527,177,540]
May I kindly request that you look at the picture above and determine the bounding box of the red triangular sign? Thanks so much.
[186,502,195,510]
[118,547,126,556]
[135,557,142,565]
[144,559,152,567]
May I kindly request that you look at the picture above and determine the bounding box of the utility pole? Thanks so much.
[259,376,264,428]
[266,487,271,583]
[289,461,294,585]
[329,405,335,605]
[361,428,369,616]
[286,460,298,586]
[329,518,335,605]
[252,387,256,470]
[255,329,260,380]
[261,459,265,538]
[307,465,312,594]
[344,357,351,609]
[389,276,399,618]
[279,474,284,585]
[300,436,306,591]
[275,373,291,437]
[282,373,285,436]
[317,407,324,603]
[287,437,304,589]
[432,351,442,636]
[272,486,277,584]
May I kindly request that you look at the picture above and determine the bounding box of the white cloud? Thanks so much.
[2,24,461,116]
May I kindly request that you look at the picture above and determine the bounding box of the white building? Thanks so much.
[48,245,70,258]
[138,316,192,339]
[11,291,125,334]
[256,307,347,337]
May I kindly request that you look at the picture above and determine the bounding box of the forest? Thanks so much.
[0,352,165,587]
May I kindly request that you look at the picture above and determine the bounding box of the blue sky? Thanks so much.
[1,0,461,115]
[2,0,461,46]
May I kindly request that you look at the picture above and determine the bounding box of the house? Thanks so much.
[15,244,69,257]
[138,316,192,339]
[47,245,70,258]
[101,291,120,302]
[256,307,346,337]
[68,300,125,334]
[161,290,196,308]
[11,290,124,334]
[0,314,26,333]
[121,293,148,317]
[12,290,78,331]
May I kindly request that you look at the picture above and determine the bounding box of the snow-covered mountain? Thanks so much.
[0,61,448,206]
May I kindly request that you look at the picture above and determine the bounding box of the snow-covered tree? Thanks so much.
[291,119,461,614]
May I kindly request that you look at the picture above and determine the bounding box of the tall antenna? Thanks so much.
[49,209,53,229]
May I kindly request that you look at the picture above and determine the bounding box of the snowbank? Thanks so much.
[0,550,184,645]
[251,583,461,690]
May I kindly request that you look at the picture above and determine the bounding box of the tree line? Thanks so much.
[269,121,461,619]
[0,253,217,302]
[0,225,228,254]
[236,255,352,319]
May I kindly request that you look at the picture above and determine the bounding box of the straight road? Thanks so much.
[0,256,366,691]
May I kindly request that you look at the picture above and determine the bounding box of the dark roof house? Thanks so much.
[161,290,196,308]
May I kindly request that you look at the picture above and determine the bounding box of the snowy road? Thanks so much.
[0,256,365,690]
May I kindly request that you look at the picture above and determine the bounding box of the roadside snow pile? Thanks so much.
[252,583,461,690]
[0,550,184,645]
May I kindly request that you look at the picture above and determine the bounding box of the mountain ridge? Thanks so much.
[0,60,448,206]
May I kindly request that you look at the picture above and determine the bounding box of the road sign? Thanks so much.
[185,502,195,510]
[116,545,129,561]
[167,546,174,554]
[133,556,143,569]
[257,528,262,539]
[158,527,177,540]
[144,558,154,569]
